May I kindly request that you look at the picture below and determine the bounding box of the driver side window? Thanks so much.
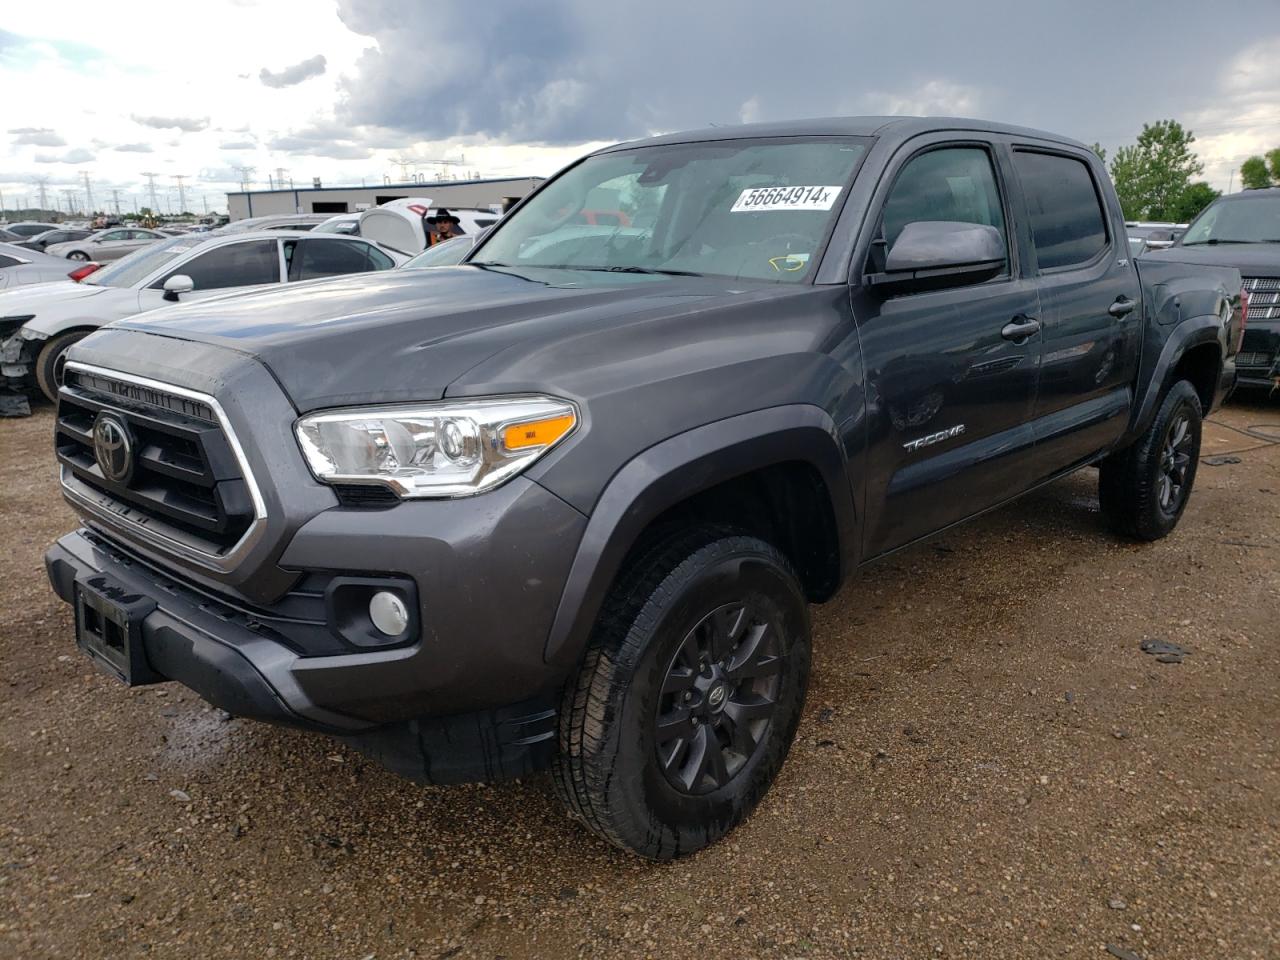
[877,146,1008,271]
[153,239,280,291]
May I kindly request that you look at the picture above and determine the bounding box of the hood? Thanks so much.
[1144,243,1280,277]
[115,266,793,411]
[0,280,112,319]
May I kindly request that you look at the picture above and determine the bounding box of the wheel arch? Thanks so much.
[542,404,857,670]
[1131,315,1224,437]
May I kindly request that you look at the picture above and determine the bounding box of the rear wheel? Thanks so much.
[552,527,810,859]
[1099,379,1202,541]
[34,330,91,403]
[66,250,90,262]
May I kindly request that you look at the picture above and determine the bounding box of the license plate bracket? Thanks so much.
[74,573,162,686]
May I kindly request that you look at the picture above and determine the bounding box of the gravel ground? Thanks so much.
[1,398,1277,960]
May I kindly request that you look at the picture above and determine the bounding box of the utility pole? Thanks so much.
[33,176,49,213]
[232,165,255,192]
[81,171,95,215]
[62,189,78,215]
[141,172,160,214]
[274,167,288,190]
[173,175,188,215]
[110,189,122,216]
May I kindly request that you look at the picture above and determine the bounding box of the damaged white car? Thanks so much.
[1,231,403,413]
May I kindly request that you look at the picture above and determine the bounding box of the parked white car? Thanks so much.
[0,242,79,289]
[1,231,405,402]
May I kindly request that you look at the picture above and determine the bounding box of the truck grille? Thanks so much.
[1236,351,1275,369]
[55,364,265,568]
[1243,277,1280,321]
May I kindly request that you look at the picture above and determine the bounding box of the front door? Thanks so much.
[1010,147,1142,477]
[853,141,1042,558]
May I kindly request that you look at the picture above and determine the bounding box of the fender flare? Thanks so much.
[541,404,856,669]
[1131,314,1224,436]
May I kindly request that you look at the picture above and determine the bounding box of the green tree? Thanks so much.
[1090,142,1107,165]
[1267,148,1280,184]
[1240,156,1272,190]
[1109,120,1205,220]
[1171,181,1220,222]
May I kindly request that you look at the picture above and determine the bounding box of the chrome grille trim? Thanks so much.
[1243,277,1280,319]
[59,361,268,574]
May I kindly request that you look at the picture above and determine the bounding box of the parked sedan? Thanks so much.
[0,242,80,289]
[45,227,168,262]
[2,221,60,238]
[0,231,405,403]
[13,227,94,252]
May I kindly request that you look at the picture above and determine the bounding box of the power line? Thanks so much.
[232,165,256,191]
[81,171,94,215]
[32,176,49,212]
[173,175,188,215]
[140,172,160,214]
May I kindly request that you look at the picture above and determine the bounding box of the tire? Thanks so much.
[1099,379,1202,541]
[66,251,90,262]
[35,330,91,403]
[552,525,811,860]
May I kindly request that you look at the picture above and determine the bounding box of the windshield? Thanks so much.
[473,137,868,282]
[85,236,201,288]
[403,235,474,268]
[1182,195,1280,244]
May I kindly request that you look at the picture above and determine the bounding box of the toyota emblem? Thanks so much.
[93,414,134,485]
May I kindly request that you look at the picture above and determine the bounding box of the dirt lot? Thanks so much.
[1,399,1277,960]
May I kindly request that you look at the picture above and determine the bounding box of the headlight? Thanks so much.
[295,396,578,498]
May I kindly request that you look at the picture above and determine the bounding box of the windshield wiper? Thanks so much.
[1181,239,1254,245]
[530,264,704,277]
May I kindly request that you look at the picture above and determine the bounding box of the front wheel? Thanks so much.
[66,250,90,262]
[1099,379,1203,541]
[552,527,811,859]
[35,330,91,403]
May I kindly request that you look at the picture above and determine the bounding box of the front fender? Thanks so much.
[541,404,856,670]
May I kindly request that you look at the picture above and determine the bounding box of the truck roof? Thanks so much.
[600,115,1089,154]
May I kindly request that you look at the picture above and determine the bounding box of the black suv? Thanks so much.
[1146,187,1280,394]
[45,117,1241,859]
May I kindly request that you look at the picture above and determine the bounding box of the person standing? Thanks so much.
[426,209,465,245]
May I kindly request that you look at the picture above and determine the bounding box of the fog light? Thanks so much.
[369,591,409,636]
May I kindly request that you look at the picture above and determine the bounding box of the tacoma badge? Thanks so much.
[903,424,965,452]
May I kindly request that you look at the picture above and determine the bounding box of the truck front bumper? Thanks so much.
[46,526,569,783]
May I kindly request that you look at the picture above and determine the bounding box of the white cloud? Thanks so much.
[260,54,327,88]
[131,114,210,133]
[10,127,65,147]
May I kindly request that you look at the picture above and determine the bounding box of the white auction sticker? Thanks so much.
[731,185,842,213]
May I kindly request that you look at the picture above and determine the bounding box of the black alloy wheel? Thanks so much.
[1157,411,1194,516]
[655,602,783,795]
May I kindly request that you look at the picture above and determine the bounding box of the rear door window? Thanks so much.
[286,238,382,281]
[1013,151,1109,270]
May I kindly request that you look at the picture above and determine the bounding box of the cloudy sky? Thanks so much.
[2,0,1278,216]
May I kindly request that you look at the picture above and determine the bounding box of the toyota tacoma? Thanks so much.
[44,117,1243,859]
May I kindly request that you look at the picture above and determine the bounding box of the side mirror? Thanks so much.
[868,221,1005,294]
[162,274,194,302]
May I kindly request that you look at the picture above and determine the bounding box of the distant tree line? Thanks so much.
[1239,149,1280,190]
[1092,120,1219,223]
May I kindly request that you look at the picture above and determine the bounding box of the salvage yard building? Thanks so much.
[225,175,544,221]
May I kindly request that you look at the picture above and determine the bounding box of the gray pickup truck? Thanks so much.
[44,117,1241,860]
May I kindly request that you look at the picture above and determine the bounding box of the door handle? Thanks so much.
[1108,296,1136,318]
[1001,316,1041,342]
